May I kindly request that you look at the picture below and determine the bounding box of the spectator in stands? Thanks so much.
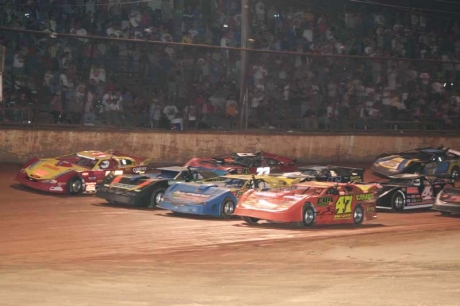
[149,97,161,129]
[110,91,124,126]
[302,104,318,130]
[100,89,113,124]
[12,46,25,76]
[84,89,96,126]
[226,96,238,129]
[163,103,178,127]
[49,93,63,124]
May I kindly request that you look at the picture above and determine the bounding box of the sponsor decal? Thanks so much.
[318,196,333,206]
[113,183,136,189]
[49,186,64,192]
[407,187,419,194]
[171,191,211,204]
[33,169,49,177]
[86,183,96,192]
[356,193,374,201]
[350,175,362,182]
[132,167,147,174]
[334,213,351,220]
[367,206,375,212]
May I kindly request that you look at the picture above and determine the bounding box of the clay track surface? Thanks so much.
[1,163,460,306]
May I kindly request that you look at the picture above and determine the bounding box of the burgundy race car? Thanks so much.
[184,151,298,176]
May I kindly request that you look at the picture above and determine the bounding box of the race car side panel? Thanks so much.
[235,189,377,225]
[96,176,169,206]
[15,168,95,194]
[158,182,237,217]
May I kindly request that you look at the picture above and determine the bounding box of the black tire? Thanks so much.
[451,166,459,180]
[296,204,315,228]
[391,191,406,212]
[220,197,236,218]
[67,177,83,194]
[353,205,364,225]
[149,187,166,208]
[242,216,260,225]
[440,211,452,216]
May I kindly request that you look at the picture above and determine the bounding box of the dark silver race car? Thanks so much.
[433,188,460,215]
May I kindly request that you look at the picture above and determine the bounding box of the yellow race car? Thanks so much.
[16,150,152,194]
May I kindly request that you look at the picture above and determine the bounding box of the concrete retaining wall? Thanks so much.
[1,128,460,164]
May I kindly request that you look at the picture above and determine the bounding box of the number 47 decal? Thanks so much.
[335,195,353,214]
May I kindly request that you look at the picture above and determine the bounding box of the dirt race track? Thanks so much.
[1,162,460,306]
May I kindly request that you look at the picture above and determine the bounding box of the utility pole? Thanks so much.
[0,46,4,104]
[239,0,249,129]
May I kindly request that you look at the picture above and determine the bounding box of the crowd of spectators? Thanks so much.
[1,0,460,131]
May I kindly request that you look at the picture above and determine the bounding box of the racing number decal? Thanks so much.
[421,186,433,200]
[256,167,270,175]
[335,195,353,220]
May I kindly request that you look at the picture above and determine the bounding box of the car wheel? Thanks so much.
[451,166,459,180]
[391,191,406,212]
[242,216,260,225]
[296,204,315,227]
[440,211,452,216]
[220,197,235,218]
[353,205,364,225]
[149,187,165,208]
[67,177,83,194]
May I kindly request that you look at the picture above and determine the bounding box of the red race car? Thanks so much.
[184,151,297,176]
[234,181,378,227]
[16,150,151,194]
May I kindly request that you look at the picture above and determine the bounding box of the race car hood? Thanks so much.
[238,191,306,212]
[24,158,86,180]
[375,183,407,198]
[163,183,233,205]
[279,172,316,181]
[185,158,243,174]
[438,188,460,204]
[107,175,164,191]
[374,156,414,172]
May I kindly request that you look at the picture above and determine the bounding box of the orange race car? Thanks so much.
[234,181,378,227]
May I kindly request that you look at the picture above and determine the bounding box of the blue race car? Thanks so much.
[157,174,297,218]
